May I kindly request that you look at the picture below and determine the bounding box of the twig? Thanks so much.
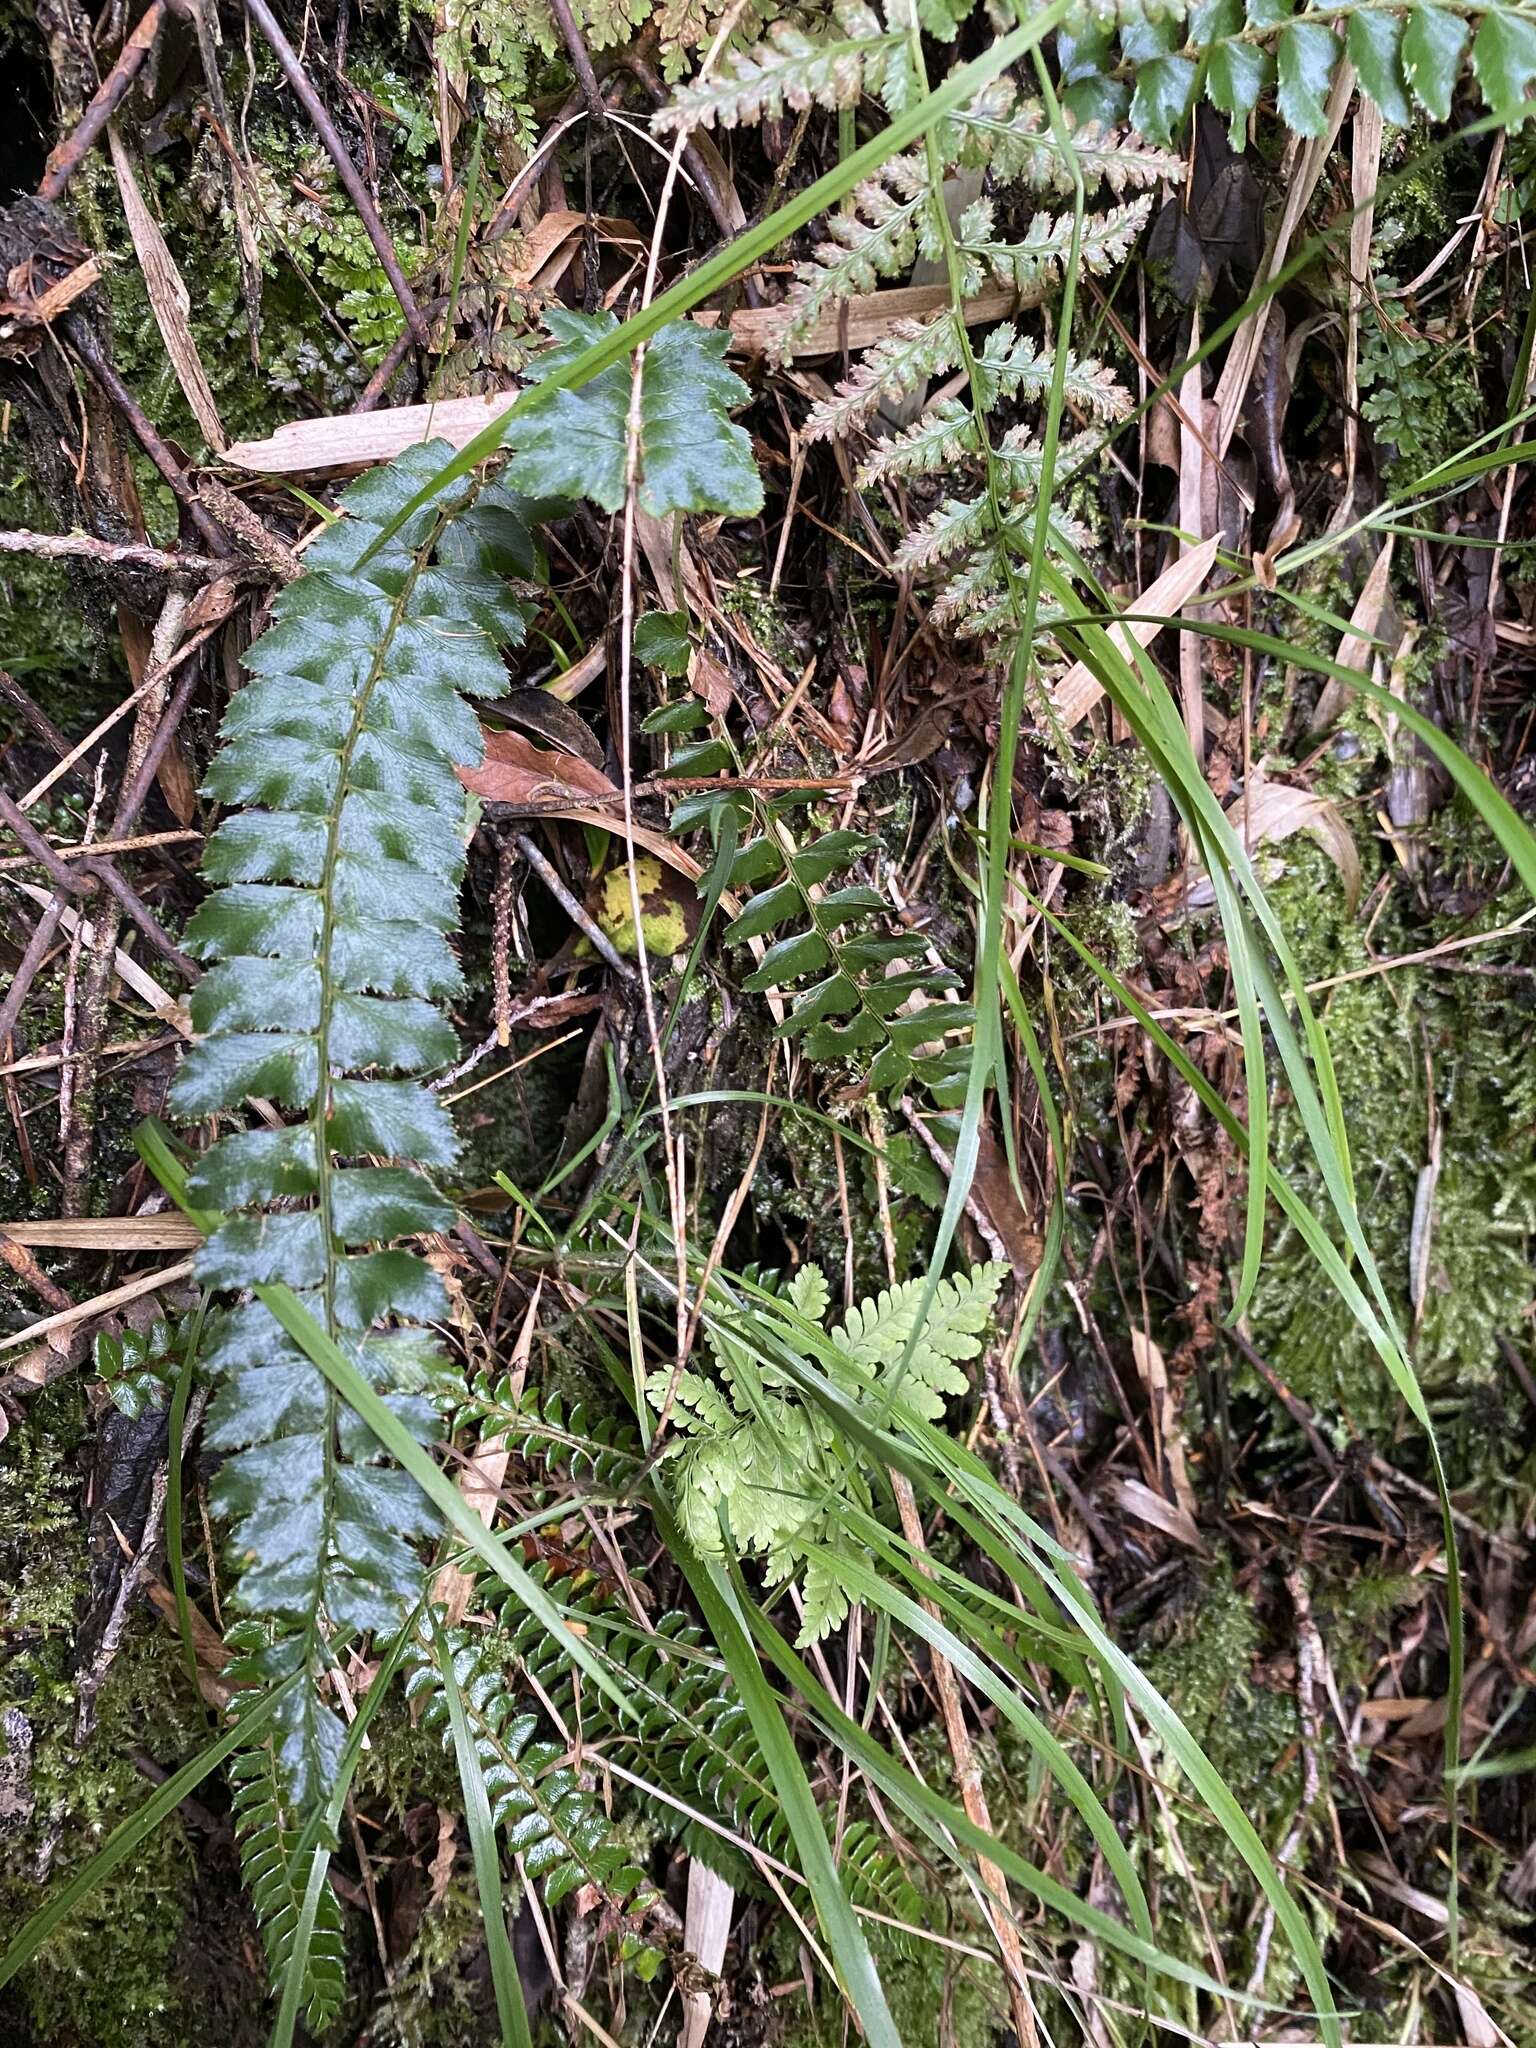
[0,829,201,875]
[1235,1328,1524,1557]
[61,316,231,556]
[900,1099,1009,1265]
[242,0,431,348]
[0,790,90,897]
[0,529,235,575]
[75,1467,171,1744]
[545,0,606,117]
[491,835,517,1045]
[0,895,65,1048]
[1244,1570,1323,1999]
[0,1258,197,1355]
[353,294,449,411]
[612,47,757,273]
[88,861,199,981]
[512,830,635,981]
[0,1231,74,1314]
[110,655,205,844]
[0,669,73,765]
[38,1,165,204]
[0,811,192,980]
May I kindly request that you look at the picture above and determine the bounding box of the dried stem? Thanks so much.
[242,0,431,348]
[38,1,164,203]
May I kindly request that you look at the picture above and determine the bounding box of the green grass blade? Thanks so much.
[431,1612,534,2048]
[655,1507,904,2048]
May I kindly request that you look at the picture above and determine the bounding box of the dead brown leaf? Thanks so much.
[460,729,620,812]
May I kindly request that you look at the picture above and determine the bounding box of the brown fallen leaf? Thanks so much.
[460,728,620,811]
[1051,535,1223,731]
[1310,537,1396,732]
[1226,771,1361,911]
[108,126,226,452]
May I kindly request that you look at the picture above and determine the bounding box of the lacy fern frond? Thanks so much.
[781,153,937,339]
[655,0,911,133]
[955,193,1154,291]
[656,10,1158,657]
[645,1261,1005,1640]
[803,310,963,439]
[948,78,1182,192]
[828,1262,1007,1420]
[171,442,533,1826]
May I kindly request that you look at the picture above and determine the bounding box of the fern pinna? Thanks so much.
[168,442,533,1993]
[404,1535,928,1949]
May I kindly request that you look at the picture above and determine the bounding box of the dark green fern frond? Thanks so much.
[226,1643,347,2034]
[405,1630,662,1933]
[415,1592,930,1955]
[171,444,535,1821]
[460,1379,646,1500]
[667,790,972,1102]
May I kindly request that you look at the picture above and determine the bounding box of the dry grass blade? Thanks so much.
[107,127,227,453]
[1052,534,1221,728]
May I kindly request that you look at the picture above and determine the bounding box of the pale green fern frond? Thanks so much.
[803,311,964,438]
[647,1262,1003,1638]
[829,1262,1006,1420]
[949,78,1182,193]
[781,153,938,338]
[957,193,1154,291]
[655,0,909,132]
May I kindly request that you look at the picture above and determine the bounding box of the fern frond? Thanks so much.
[951,80,1182,194]
[782,154,937,339]
[857,398,979,485]
[957,193,1154,291]
[461,1379,645,1496]
[655,0,909,132]
[891,422,1097,576]
[803,311,964,440]
[697,796,969,1100]
[643,1260,1002,1638]
[830,1262,1007,1420]
[171,444,532,1821]
[923,548,1055,638]
[972,323,1131,421]
[406,1632,661,1922]
[227,1662,347,2033]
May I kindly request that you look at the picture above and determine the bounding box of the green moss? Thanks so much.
[1248,835,1536,1497]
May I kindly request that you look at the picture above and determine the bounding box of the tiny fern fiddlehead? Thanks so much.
[170,445,535,2006]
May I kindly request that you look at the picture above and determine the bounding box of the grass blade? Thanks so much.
[430,1613,534,2048]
